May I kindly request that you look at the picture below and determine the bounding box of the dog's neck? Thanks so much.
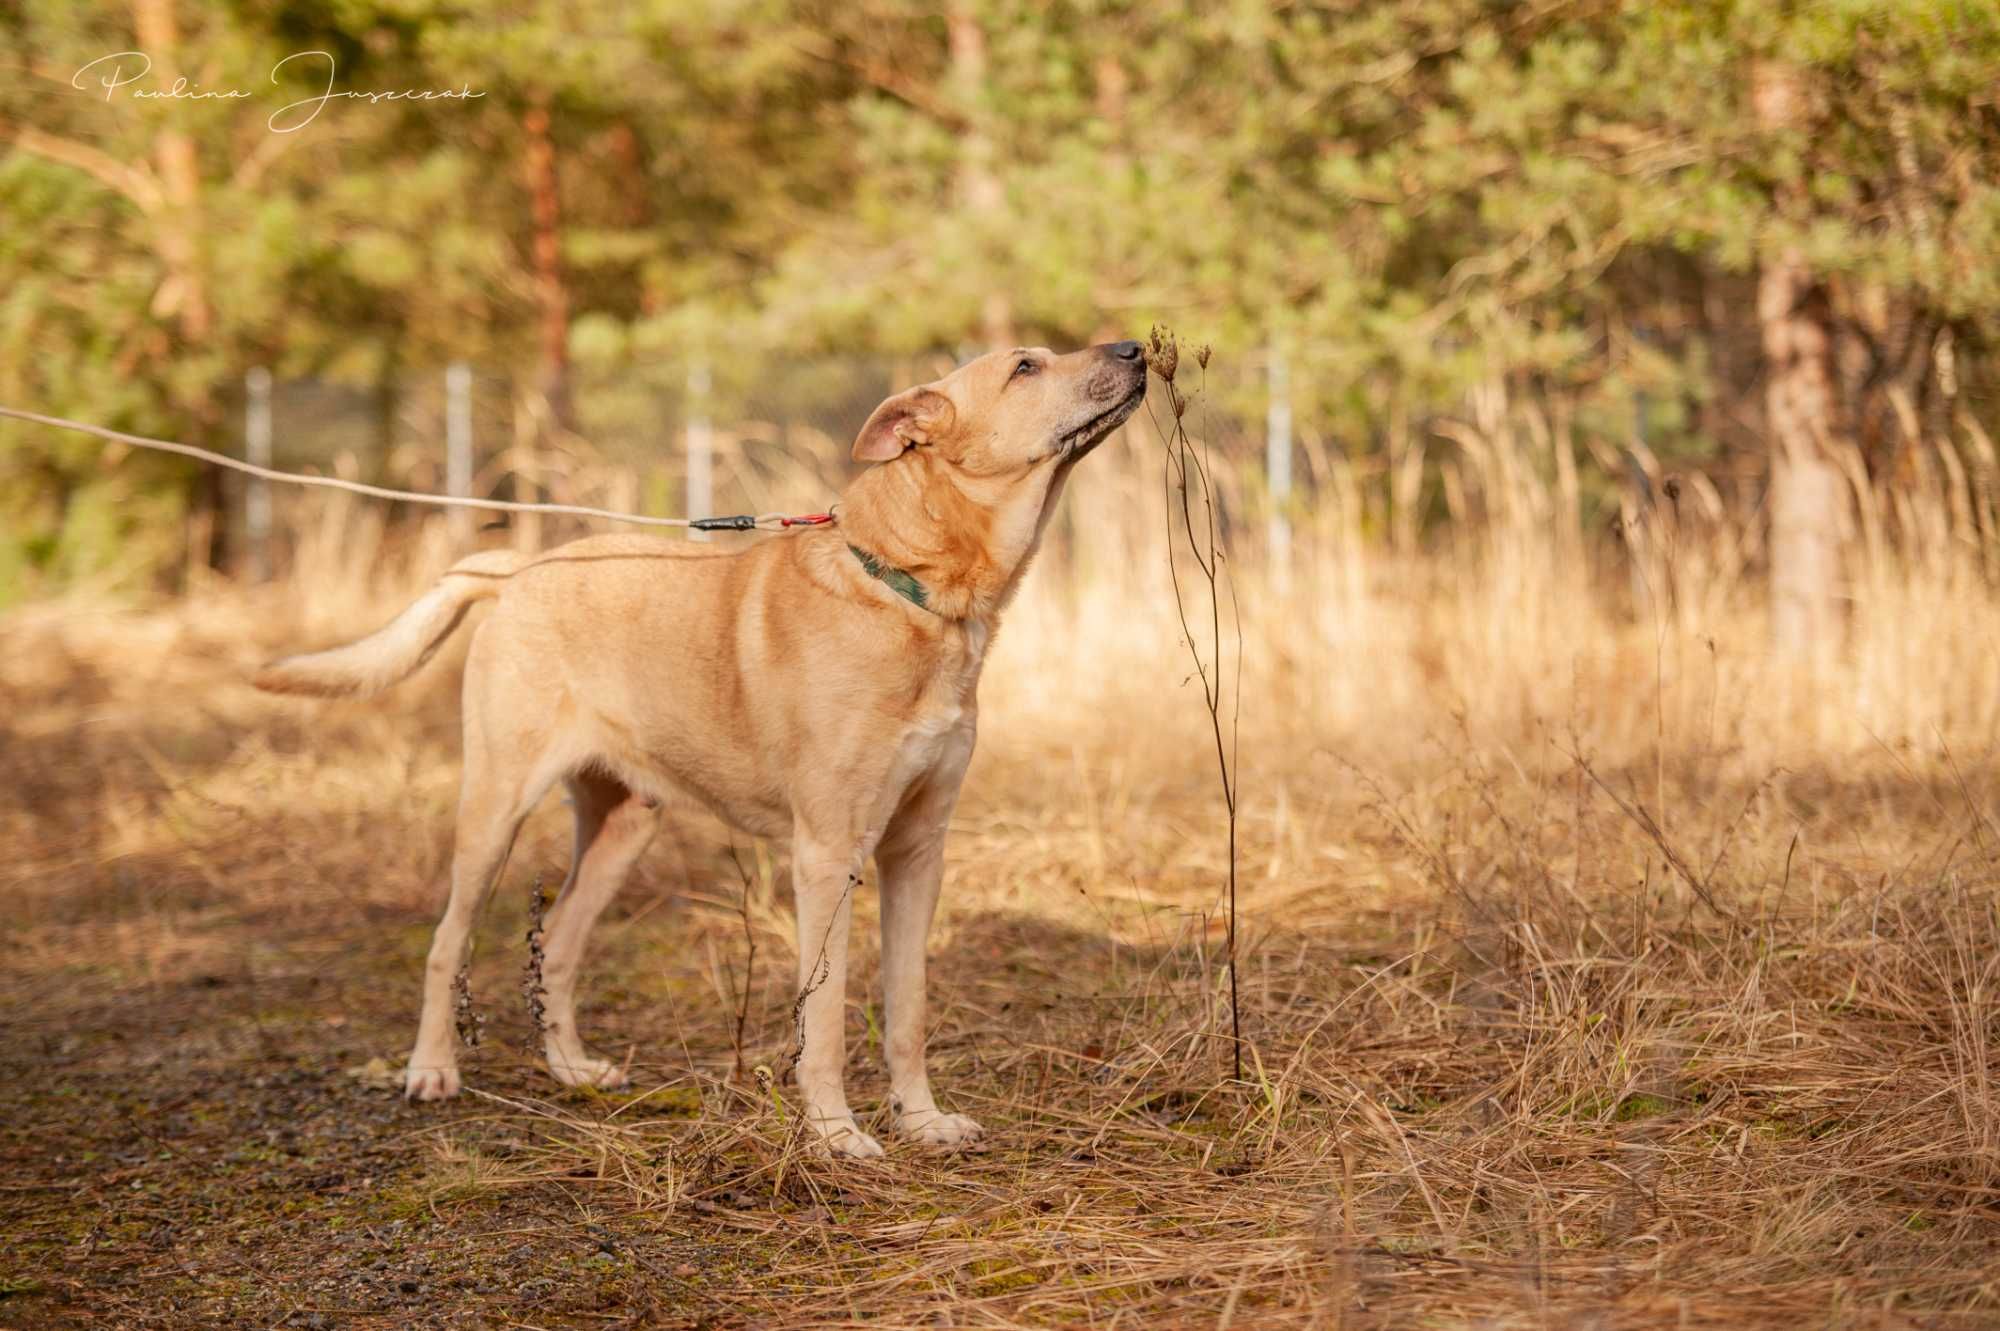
[836,449,1071,624]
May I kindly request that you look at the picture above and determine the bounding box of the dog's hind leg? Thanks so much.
[405,702,559,1101]
[537,772,660,1089]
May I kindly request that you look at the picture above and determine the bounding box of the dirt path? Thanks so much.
[2,906,776,1329]
[10,613,2000,1328]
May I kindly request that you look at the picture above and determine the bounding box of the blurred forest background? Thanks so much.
[4,0,2000,657]
[13,10,2000,1324]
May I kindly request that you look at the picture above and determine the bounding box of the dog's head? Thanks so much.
[852,341,1148,476]
[839,341,1149,619]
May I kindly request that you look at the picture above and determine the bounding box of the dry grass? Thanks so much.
[5,407,2000,1328]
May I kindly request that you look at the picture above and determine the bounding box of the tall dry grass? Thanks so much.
[6,385,2000,1326]
[124,368,2000,772]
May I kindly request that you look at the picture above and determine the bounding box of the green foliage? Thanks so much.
[3,0,1999,594]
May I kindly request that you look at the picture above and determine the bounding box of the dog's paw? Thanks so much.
[898,1111,984,1148]
[817,1122,886,1160]
[403,1063,461,1101]
[546,1052,629,1091]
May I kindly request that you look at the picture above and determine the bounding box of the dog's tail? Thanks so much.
[252,549,527,699]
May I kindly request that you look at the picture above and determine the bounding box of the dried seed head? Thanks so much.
[1196,343,1211,370]
[1145,324,1179,383]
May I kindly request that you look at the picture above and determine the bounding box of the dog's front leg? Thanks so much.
[879,802,981,1147]
[789,843,882,1158]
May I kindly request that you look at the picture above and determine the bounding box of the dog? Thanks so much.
[253,341,1147,1156]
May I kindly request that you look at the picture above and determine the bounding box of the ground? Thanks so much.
[4,593,2000,1329]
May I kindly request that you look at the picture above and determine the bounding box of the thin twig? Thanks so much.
[1145,328,1244,1083]
[522,872,550,1045]
[726,843,762,1084]
[782,872,859,1081]
[453,963,485,1049]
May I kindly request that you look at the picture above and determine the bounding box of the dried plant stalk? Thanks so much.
[1144,326,1243,1082]
[452,963,485,1049]
[521,871,549,1045]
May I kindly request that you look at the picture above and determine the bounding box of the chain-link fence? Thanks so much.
[233,346,1959,611]
[229,352,1280,584]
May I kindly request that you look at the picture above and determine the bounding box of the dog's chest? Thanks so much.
[896,700,966,764]
[882,623,987,792]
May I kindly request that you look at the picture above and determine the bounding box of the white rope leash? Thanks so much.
[0,403,825,532]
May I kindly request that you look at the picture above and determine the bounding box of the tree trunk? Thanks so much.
[522,99,573,436]
[948,5,1010,350]
[1753,61,1845,655]
[1760,253,1846,653]
[605,122,661,317]
[134,0,226,575]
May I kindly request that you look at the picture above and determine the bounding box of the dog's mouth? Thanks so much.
[1057,380,1148,458]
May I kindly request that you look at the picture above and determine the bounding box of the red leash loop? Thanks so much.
[779,512,834,528]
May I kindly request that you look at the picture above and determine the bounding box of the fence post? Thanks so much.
[446,363,473,545]
[686,359,713,541]
[245,367,273,582]
[1266,345,1293,586]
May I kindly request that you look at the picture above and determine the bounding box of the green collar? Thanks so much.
[848,543,933,613]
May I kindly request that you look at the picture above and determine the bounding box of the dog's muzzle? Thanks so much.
[1059,377,1148,457]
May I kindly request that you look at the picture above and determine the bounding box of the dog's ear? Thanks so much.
[853,387,954,463]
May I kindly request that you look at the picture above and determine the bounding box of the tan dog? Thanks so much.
[254,341,1147,1156]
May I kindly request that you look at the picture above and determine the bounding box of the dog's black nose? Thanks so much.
[1108,340,1143,362]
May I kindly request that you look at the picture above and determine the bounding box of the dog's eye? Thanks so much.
[1011,358,1038,379]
